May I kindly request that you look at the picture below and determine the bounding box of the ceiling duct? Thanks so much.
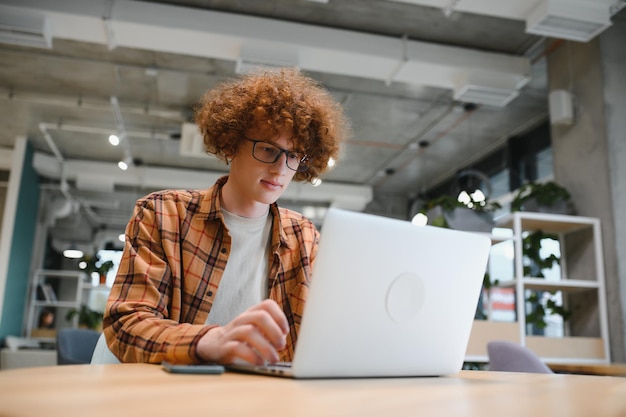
[526,0,612,42]
[453,73,522,107]
[235,43,299,74]
[33,152,374,211]
[0,5,52,49]
[2,0,530,106]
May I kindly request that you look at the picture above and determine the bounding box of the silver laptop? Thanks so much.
[227,208,491,378]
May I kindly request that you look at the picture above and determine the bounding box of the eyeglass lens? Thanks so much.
[251,141,308,172]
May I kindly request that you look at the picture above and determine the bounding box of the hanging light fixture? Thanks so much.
[455,169,492,209]
[117,159,129,171]
[111,96,134,170]
[118,151,132,171]
[63,243,84,259]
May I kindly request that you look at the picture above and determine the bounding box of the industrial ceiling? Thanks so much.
[0,0,623,252]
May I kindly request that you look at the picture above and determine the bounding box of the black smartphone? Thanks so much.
[161,361,225,375]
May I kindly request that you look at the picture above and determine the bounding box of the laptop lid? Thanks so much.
[229,208,491,378]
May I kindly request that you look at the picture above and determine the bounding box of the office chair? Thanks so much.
[90,332,121,364]
[56,328,101,365]
[487,341,553,374]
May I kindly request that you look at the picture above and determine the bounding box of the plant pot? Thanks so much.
[427,206,495,233]
[99,274,107,286]
[522,198,573,215]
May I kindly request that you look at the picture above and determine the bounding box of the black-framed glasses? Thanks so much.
[245,138,309,172]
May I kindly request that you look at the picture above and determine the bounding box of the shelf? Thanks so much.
[36,270,85,279]
[526,336,607,362]
[466,211,610,364]
[82,283,110,291]
[32,301,79,308]
[26,269,87,339]
[496,212,598,234]
[493,278,599,293]
[522,278,599,292]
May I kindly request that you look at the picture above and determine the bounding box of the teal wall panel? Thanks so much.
[0,142,40,340]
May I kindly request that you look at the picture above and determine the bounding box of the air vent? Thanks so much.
[526,0,612,42]
[0,6,52,49]
[453,84,519,107]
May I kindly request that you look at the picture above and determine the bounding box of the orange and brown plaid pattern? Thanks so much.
[103,176,319,364]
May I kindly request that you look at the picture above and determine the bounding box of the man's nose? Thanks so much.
[269,150,289,172]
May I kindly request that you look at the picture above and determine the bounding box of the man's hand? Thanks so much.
[196,299,289,365]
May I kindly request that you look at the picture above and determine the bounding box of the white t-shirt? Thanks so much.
[206,208,272,326]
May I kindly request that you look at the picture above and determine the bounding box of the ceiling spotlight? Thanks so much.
[108,134,120,146]
[118,154,133,171]
[455,169,492,205]
[327,157,336,168]
[311,178,322,187]
[463,102,478,112]
[63,249,84,259]
[63,244,84,259]
[118,233,125,242]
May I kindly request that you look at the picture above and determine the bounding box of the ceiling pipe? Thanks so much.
[38,122,171,141]
[37,123,104,226]
[365,103,470,187]
[423,110,548,193]
[442,0,462,17]
[38,123,64,164]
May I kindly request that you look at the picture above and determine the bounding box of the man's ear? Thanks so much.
[223,149,236,164]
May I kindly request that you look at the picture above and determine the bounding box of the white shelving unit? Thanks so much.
[466,212,610,365]
[25,269,86,342]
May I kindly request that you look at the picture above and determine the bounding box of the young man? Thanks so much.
[103,68,350,365]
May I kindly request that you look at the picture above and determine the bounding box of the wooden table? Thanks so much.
[549,362,626,377]
[1,364,625,417]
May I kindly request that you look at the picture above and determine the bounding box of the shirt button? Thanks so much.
[208,291,213,297]
[220,247,227,254]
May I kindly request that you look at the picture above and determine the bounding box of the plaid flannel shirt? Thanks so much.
[103,176,319,364]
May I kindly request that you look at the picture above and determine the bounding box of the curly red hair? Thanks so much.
[193,67,351,182]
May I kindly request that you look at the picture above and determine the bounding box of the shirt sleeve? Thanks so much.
[103,195,215,364]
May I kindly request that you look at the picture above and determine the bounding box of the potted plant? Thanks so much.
[511,181,574,214]
[522,230,572,332]
[511,182,575,330]
[421,194,501,233]
[65,304,104,331]
[80,253,115,285]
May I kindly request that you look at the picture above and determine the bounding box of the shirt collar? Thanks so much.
[204,175,292,249]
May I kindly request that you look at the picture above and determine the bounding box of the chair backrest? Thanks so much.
[487,341,553,374]
[56,328,101,365]
[90,332,121,364]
